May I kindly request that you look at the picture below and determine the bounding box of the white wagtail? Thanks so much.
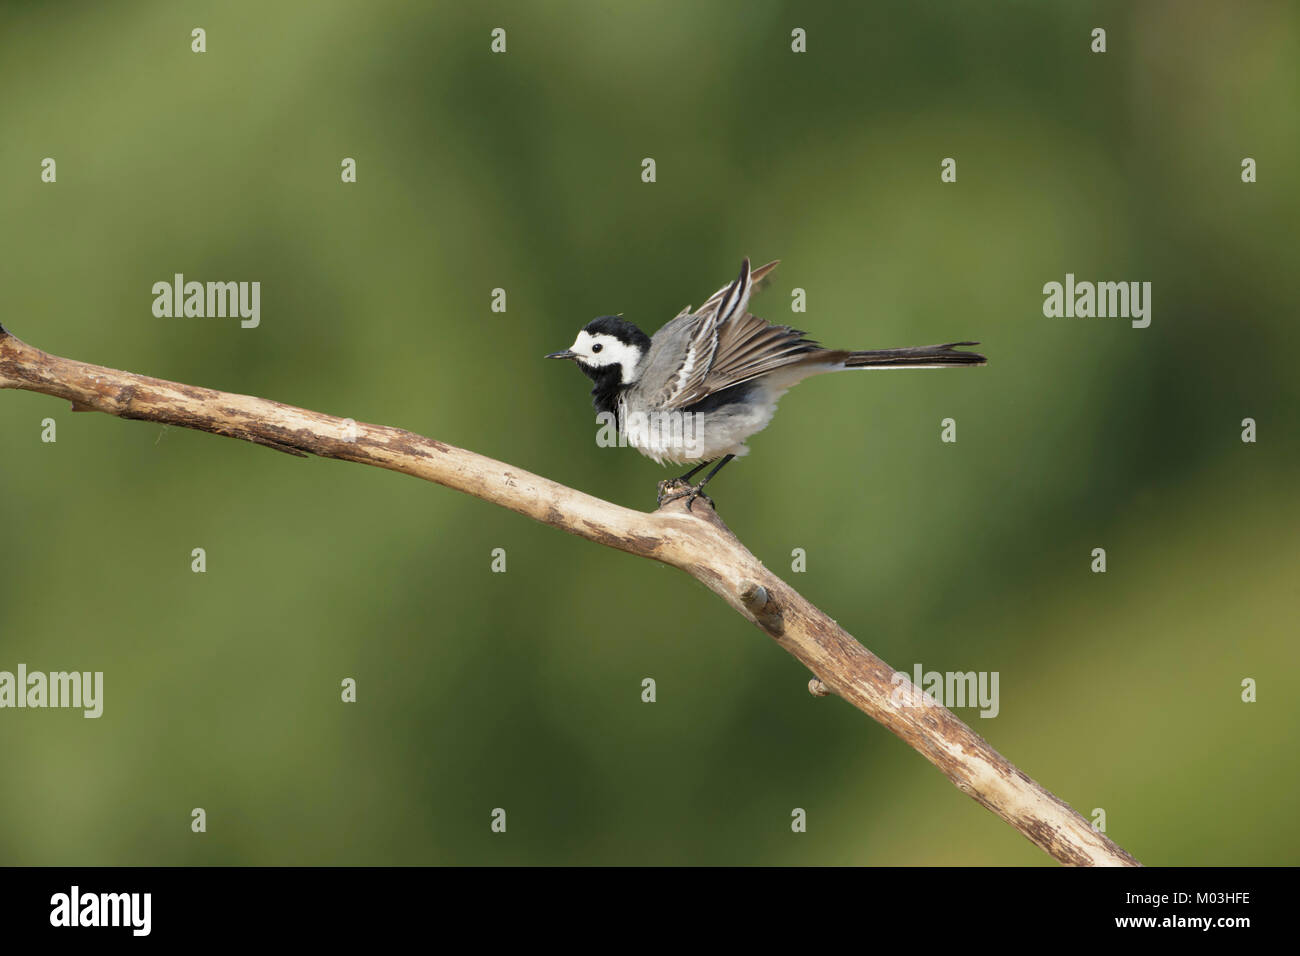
[547,258,985,510]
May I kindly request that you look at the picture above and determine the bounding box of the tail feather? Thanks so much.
[843,342,985,368]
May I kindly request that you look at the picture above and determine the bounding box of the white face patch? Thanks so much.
[569,330,644,384]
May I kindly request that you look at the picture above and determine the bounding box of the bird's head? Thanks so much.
[546,316,651,386]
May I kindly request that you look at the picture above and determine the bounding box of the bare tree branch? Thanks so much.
[0,325,1140,866]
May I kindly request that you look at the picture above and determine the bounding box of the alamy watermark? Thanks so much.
[0,664,103,718]
[596,410,705,459]
[50,886,150,936]
[1042,273,1151,328]
[891,664,999,718]
[152,273,260,328]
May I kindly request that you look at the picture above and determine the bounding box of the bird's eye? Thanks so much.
[591,343,603,353]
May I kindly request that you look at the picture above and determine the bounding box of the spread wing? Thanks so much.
[659,258,821,410]
[671,257,781,320]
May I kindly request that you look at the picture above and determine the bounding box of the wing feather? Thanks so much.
[659,259,822,409]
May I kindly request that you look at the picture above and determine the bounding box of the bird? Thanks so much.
[546,258,985,511]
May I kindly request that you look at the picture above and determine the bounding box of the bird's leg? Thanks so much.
[677,462,711,483]
[657,455,735,512]
[684,455,734,511]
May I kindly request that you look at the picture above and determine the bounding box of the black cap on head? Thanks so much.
[583,315,651,353]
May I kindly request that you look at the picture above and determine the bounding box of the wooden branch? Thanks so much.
[0,324,1140,866]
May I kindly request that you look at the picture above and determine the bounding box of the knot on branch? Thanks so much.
[740,580,784,635]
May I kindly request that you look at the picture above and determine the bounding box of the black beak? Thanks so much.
[545,350,577,361]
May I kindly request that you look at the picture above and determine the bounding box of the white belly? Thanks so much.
[617,388,785,465]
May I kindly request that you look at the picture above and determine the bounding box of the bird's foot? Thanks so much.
[656,478,714,512]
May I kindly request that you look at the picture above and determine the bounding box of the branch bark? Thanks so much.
[0,324,1140,866]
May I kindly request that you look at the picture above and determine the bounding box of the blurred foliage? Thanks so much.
[0,0,1296,865]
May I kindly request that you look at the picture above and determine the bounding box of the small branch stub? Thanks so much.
[740,580,784,635]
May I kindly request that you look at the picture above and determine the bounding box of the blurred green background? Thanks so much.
[1,0,1296,865]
